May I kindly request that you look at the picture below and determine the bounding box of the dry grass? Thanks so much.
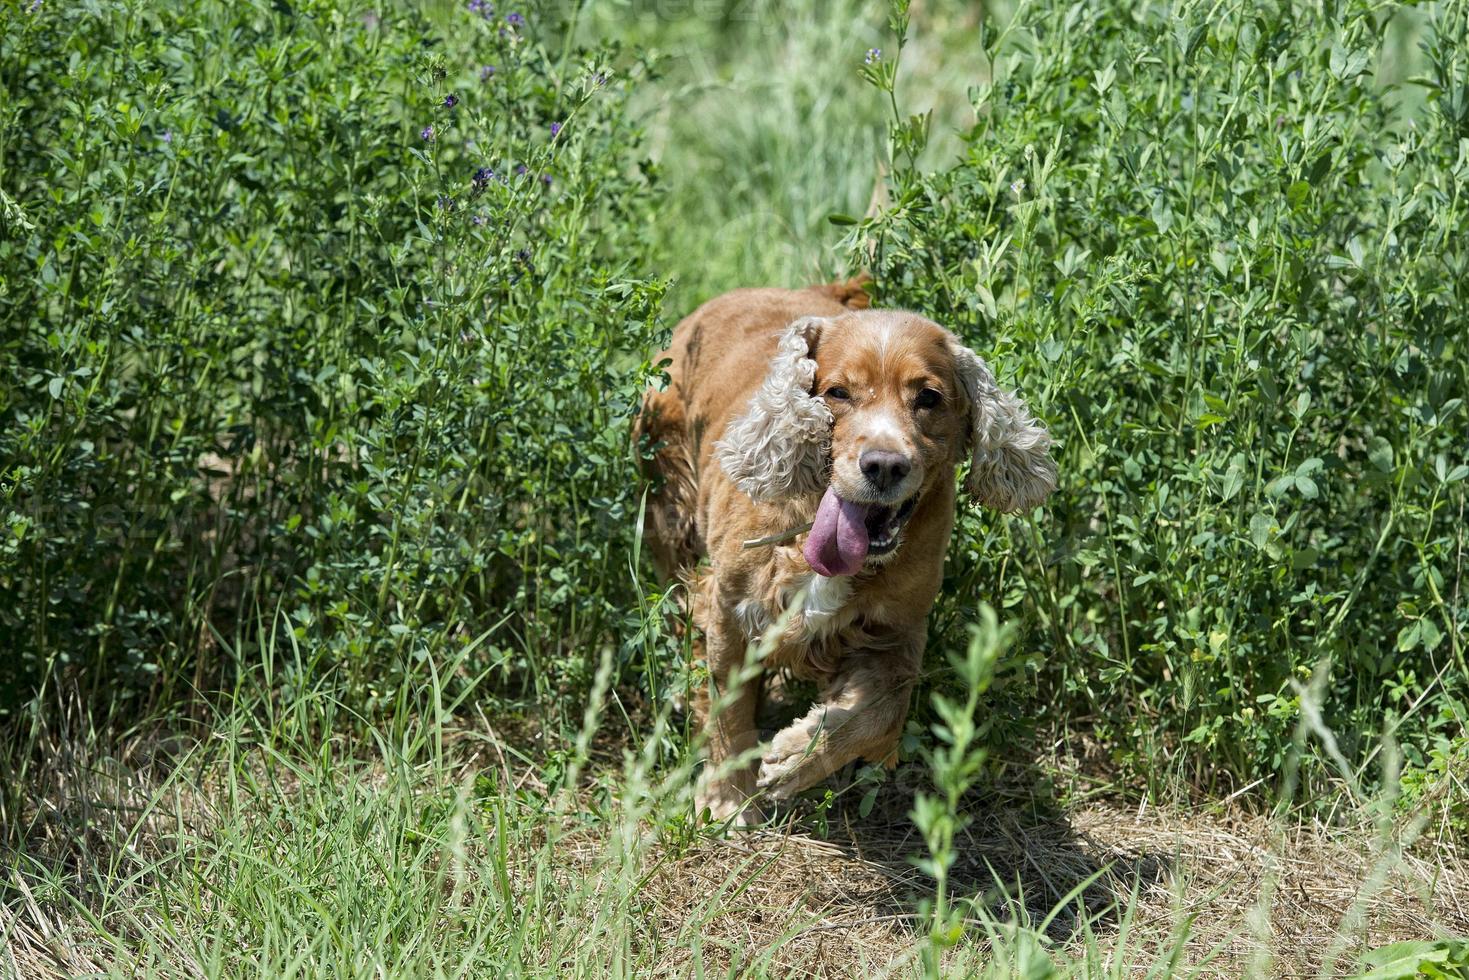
[566,792,1468,978]
[3,714,1466,979]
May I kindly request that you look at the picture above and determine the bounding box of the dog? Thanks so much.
[635,279,1056,824]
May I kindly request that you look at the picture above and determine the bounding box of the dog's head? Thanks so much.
[716,309,1056,576]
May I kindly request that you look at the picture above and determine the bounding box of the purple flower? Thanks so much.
[593,72,608,87]
[515,163,528,175]
[471,213,488,226]
[161,129,173,144]
[549,121,562,138]
[480,65,496,81]
[420,125,435,141]
[443,93,459,110]
[467,0,493,15]
[505,11,524,26]
[541,173,553,187]
[437,195,454,211]
[26,0,41,11]
[472,166,495,191]
[510,247,533,283]
[865,47,882,64]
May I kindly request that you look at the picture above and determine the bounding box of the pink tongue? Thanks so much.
[804,487,872,577]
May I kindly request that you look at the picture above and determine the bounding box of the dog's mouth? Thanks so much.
[865,495,918,555]
[804,487,919,577]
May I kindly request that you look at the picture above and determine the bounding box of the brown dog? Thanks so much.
[636,280,1056,824]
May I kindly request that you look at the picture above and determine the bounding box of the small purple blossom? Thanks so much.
[865,47,882,64]
[471,213,488,226]
[505,11,524,26]
[443,93,459,110]
[161,129,173,144]
[549,121,562,138]
[27,0,42,12]
[510,248,533,283]
[472,166,495,190]
[437,195,454,210]
[515,163,528,175]
[541,173,553,187]
[593,72,608,87]
[480,65,496,81]
[420,125,435,141]
[467,0,493,15]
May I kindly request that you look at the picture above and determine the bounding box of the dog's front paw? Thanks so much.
[695,779,763,829]
[757,721,824,800]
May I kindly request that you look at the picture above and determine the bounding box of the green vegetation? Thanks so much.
[1,0,1466,975]
[863,0,1469,805]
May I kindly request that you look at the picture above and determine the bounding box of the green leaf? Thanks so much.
[1357,939,1469,980]
[47,376,63,399]
[1150,193,1173,234]
[1368,437,1395,473]
[976,283,997,321]
[1249,513,1273,550]
[1220,460,1245,501]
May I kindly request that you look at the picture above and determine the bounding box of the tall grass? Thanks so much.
[0,0,663,734]
[7,604,1461,977]
[859,0,1469,812]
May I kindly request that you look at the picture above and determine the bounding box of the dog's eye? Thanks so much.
[914,388,942,410]
[824,386,850,401]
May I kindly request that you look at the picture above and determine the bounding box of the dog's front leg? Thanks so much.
[756,635,922,801]
[692,606,764,826]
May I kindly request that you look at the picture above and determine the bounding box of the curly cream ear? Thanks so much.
[949,341,1057,513]
[716,316,833,501]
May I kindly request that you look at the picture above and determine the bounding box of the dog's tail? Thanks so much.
[810,273,872,310]
[632,386,702,582]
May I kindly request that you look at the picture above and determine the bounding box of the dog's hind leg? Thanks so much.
[692,598,765,827]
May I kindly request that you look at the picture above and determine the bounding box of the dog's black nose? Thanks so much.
[860,449,912,491]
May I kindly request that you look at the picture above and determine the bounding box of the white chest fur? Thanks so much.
[733,572,855,644]
[792,573,853,638]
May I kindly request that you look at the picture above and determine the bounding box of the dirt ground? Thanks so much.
[615,791,1469,977]
[6,718,1466,978]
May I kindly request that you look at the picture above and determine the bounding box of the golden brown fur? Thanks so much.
[636,280,1055,823]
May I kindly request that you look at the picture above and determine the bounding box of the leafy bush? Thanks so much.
[861,0,1468,797]
[0,0,663,720]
